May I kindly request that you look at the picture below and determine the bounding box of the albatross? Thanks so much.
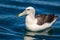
[18,7,58,31]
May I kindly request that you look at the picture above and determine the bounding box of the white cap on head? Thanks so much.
[26,7,35,10]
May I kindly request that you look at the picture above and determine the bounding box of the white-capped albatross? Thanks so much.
[18,7,58,31]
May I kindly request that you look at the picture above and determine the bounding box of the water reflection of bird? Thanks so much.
[18,7,58,31]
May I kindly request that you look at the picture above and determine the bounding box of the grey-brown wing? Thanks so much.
[35,14,58,25]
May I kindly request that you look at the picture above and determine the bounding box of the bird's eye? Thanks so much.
[27,9,30,10]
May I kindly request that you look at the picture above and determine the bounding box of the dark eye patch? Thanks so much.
[27,9,30,10]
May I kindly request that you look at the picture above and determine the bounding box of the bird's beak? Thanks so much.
[18,10,26,17]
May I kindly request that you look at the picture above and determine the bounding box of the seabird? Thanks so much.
[18,7,58,31]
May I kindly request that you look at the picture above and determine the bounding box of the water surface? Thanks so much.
[0,0,60,40]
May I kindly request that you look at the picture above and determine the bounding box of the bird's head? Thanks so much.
[18,7,35,17]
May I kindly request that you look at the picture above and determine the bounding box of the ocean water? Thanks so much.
[0,0,60,40]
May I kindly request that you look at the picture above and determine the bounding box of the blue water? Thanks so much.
[0,0,60,40]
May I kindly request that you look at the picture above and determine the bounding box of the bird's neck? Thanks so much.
[28,13,35,19]
[26,13,36,25]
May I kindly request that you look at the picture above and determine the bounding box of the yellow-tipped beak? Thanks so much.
[18,13,23,17]
[18,11,26,17]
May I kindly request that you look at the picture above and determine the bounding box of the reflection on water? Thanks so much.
[24,28,51,40]
[24,28,60,40]
[24,32,49,40]
[24,32,35,40]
